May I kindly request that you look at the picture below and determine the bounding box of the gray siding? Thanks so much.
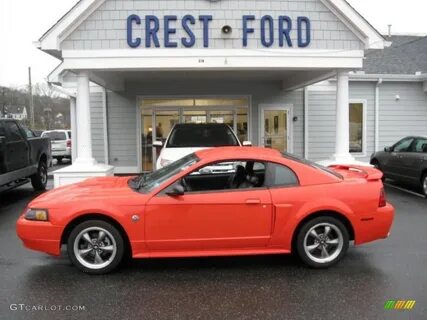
[106,92,136,167]
[306,83,375,161]
[307,89,336,160]
[379,82,427,148]
[90,92,106,163]
[104,80,304,170]
[62,0,364,50]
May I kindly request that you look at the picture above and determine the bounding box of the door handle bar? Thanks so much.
[245,199,261,204]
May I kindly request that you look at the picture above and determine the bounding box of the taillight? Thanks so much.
[67,140,71,148]
[379,188,386,207]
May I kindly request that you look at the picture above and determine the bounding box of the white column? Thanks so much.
[70,97,78,162]
[75,71,96,166]
[333,71,354,163]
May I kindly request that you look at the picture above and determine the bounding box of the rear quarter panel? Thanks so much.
[268,178,383,249]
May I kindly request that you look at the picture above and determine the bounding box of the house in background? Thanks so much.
[0,105,28,121]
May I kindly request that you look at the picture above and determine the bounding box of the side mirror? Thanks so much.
[242,141,252,146]
[384,146,392,152]
[153,141,163,148]
[166,184,185,197]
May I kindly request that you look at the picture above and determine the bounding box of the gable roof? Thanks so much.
[36,0,388,58]
[364,35,427,74]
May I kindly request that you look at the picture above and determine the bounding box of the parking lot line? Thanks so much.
[385,183,426,199]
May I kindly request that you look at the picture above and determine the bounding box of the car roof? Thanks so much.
[173,123,230,128]
[195,147,282,160]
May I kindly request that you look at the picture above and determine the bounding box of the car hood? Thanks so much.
[28,176,142,208]
[159,147,207,162]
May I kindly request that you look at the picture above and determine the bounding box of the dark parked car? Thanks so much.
[370,136,427,196]
[0,119,51,192]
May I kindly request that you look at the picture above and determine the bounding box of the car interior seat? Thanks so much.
[228,165,247,189]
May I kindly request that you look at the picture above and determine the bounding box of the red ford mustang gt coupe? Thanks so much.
[17,147,394,274]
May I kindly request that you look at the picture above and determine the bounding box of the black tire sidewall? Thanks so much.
[31,160,47,191]
[296,216,349,268]
[67,220,125,275]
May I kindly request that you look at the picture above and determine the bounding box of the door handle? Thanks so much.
[245,199,261,205]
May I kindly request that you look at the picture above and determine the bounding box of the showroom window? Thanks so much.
[349,102,366,154]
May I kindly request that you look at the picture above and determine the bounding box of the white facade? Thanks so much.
[36,0,389,186]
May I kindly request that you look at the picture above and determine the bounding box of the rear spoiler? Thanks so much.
[328,165,383,181]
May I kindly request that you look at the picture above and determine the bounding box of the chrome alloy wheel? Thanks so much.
[40,164,47,185]
[423,175,427,196]
[73,227,117,270]
[303,223,344,264]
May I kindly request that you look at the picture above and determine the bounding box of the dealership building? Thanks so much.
[35,0,427,186]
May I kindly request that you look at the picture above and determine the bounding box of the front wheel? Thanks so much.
[31,160,47,191]
[67,220,125,275]
[422,173,427,197]
[296,217,349,268]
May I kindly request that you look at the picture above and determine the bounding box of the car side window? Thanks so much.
[182,160,266,192]
[5,122,24,142]
[393,138,414,152]
[414,138,427,153]
[266,163,299,187]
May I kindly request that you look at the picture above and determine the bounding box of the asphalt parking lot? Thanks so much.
[0,180,426,320]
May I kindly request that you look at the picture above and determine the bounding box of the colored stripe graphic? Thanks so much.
[384,300,416,310]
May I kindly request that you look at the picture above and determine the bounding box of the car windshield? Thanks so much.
[282,152,343,179]
[130,153,200,193]
[166,125,240,148]
[42,131,67,141]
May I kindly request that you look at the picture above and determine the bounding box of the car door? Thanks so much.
[4,121,29,171]
[385,137,414,180]
[144,160,273,251]
[405,138,427,183]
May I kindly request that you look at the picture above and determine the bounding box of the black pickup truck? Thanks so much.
[0,119,51,192]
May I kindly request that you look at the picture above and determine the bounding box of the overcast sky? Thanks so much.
[0,0,426,87]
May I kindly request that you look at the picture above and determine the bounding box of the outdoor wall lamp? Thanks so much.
[222,25,232,34]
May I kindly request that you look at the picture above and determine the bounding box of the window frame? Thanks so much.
[4,121,24,142]
[349,99,368,157]
[412,138,427,153]
[264,162,300,189]
[392,137,415,153]
[161,159,269,195]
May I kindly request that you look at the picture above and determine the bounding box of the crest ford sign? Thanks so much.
[127,14,311,49]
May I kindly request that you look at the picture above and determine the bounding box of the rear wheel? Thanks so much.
[67,220,125,275]
[422,173,427,197]
[30,160,47,191]
[296,216,349,268]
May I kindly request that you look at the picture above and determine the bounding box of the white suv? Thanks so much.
[154,123,251,169]
[41,130,72,163]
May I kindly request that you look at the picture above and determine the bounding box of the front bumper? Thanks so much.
[355,203,395,245]
[16,215,62,256]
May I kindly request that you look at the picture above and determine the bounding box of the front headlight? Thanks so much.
[25,209,49,222]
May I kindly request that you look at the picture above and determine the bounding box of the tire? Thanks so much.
[371,159,385,182]
[422,173,427,197]
[296,216,349,268]
[30,160,48,191]
[67,220,125,275]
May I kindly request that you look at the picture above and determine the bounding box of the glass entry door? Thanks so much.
[260,107,290,153]
[140,97,250,172]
